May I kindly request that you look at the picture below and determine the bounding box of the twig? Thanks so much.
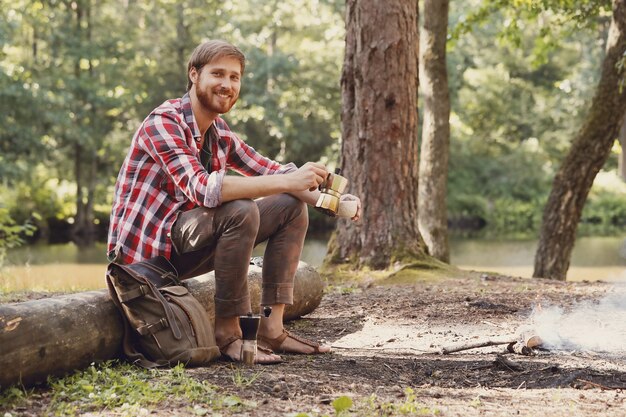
[481,320,507,329]
[576,378,626,391]
[383,363,398,375]
[468,364,493,371]
[439,339,516,355]
[330,345,428,353]
[494,354,523,371]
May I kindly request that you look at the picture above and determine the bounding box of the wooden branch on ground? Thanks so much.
[439,338,516,354]
[494,354,523,371]
[0,262,323,388]
[576,379,626,391]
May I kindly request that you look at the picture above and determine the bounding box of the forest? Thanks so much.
[1,0,624,266]
[1,1,626,416]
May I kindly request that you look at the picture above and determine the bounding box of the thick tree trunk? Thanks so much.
[329,0,426,270]
[533,0,626,280]
[0,262,322,388]
[418,0,451,263]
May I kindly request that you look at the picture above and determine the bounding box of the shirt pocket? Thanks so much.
[159,173,187,202]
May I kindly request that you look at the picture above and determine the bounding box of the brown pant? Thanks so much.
[169,194,308,318]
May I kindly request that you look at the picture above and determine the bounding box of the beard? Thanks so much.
[195,84,237,115]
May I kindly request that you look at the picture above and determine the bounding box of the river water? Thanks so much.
[1,236,625,292]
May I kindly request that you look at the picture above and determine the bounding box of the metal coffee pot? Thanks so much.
[315,169,349,217]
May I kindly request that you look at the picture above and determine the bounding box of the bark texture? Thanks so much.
[0,262,322,387]
[331,0,426,269]
[418,0,451,263]
[534,0,626,280]
[617,118,626,181]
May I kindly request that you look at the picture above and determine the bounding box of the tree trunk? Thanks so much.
[533,0,626,280]
[617,118,626,181]
[73,143,86,231]
[418,0,451,263]
[0,262,322,388]
[328,0,427,270]
[71,0,96,245]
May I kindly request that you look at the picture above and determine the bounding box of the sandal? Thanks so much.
[218,336,283,364]
[258,329,328,354]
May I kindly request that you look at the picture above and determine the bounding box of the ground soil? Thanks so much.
[4,269,626,416]
[196,270,626,416]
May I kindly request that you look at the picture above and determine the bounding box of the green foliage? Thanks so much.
[581,191,626,232]
[47,362,216,415]
[360,388,439,416]
[451,0,611,44]
[1,0,624,243]
[490,198,542,234]
[0,0,345,239]
[448,138,552,203]
[285,388,441,417]
[222,0,345,166]
[445,0,625,235]
[447,194,489,223]
[230,366,264,388]
[333,395,353,415]
[1,173,73,224]
[0,361,252,417]
[0,208,36,267]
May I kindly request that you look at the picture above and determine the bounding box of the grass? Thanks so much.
[320,252,464,287]
[230,366,264,388]
[287,388,441,417]
[0,360,251,417]
[359,388,441,417]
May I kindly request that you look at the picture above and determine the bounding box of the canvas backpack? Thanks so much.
[106,256,220,368]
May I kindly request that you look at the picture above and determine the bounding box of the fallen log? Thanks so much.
[0,262,323,388]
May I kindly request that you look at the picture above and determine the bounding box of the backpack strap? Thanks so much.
[136,317,169,336]
[106,273,164,368]
[109,261,183,341]
[143,279,183,340]
[118,285,150,303]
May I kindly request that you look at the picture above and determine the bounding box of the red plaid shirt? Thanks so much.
[107,93,295,264]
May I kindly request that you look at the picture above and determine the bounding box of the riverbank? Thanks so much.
[1,269,624,416]
[2,235,625,293]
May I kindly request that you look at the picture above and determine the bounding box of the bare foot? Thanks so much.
[258,329,331,354]
[217,336,283,364]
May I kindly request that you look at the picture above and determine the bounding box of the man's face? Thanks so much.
[192,56,242,116]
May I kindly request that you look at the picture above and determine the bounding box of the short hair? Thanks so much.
[186,40,246,91]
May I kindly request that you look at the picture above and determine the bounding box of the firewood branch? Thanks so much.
[439,338,516,354]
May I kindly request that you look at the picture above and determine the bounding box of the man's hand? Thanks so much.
[339,193,361,221]
[288,162,328,192]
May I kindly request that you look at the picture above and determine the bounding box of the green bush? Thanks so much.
[0,207,35,267]
[580,191,626,234]
[447,193,489,222]
[489,198,542,234]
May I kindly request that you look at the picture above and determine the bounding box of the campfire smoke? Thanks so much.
[518,285,626,354]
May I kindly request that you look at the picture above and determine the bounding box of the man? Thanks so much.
[107,39,361,364]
